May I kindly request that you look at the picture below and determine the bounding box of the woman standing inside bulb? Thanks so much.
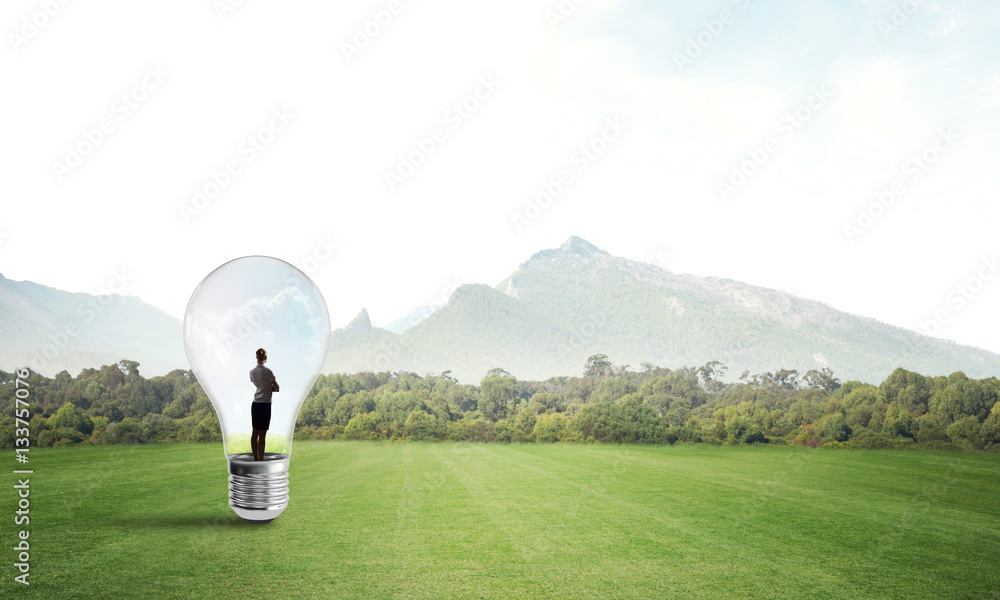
[249,348,279,461]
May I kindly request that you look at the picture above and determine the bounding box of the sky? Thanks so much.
[2,0,998,355]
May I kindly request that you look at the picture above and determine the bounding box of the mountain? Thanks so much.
[4,238,998,384]
[323,309,399,374]
[0,273,185,377]
[383,305,440,334]
[323,237,999,383]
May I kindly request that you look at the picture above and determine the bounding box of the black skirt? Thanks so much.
[251,401,272,430]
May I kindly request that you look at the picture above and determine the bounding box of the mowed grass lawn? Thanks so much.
[3,442,998,600]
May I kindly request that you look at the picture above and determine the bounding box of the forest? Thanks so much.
[2,355,999,451]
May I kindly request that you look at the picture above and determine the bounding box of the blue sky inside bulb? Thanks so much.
[183,256,331,456]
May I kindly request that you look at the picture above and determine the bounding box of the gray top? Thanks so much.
[249,364,275,403]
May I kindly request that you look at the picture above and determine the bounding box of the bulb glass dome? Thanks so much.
[183,256,330,522]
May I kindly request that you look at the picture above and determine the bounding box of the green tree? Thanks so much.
[770,369,800,391]
[533,413,567,442]
[480,372,518,421]
[529,392,564,412]
[840,383,883,430]
[881,368,933,415]
[817,413,852,442]
[881,402,915,439]
[696,361,728,393]
[189,414,221,443]
[513,409,537,440]
[584,354,612,378]
[804,368,841,392]
[49,402,93,435]
[344,412,381,440]
[724,414,765,444]
[591,378,636,404]
[947,416,983,450]
[111,418,152,444]
[404,410,438,440]
[981,401,1000,448]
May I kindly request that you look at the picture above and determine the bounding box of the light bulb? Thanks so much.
[182,256,330,523]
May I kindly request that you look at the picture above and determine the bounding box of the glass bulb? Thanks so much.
[182,256,330,523]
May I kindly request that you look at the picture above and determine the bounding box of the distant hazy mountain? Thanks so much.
[5,238,998,384]
[382,305,440,334]
[323,237,999,384]
[0,274,185,377]
[323,308,399,373]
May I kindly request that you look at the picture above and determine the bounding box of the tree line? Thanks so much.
[2,355,999,451]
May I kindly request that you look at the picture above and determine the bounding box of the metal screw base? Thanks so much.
[227,452,289,524]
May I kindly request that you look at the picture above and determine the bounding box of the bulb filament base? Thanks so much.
[227,452,290,524]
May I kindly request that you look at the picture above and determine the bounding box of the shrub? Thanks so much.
[534,413,567,443]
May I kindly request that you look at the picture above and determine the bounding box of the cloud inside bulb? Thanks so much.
[199,286,326,366]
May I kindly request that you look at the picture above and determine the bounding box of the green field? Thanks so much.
[3,442,998,599]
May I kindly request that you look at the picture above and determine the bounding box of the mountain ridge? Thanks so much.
[325,237,999,383]
[2,238,997,383]
[0,274,185,377]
